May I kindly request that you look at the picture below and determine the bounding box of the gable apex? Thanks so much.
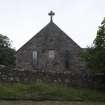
[17,21,81,52]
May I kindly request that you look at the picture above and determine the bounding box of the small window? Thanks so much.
[64,50,70,69]
[49,50,55,59]
[32,51,37,64]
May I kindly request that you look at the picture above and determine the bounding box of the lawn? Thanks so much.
[0,101,105,105]
[0,82,105,101]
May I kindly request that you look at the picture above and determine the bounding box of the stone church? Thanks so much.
[16,11,86,84]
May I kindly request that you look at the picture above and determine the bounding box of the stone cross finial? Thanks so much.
[48,11,55,22]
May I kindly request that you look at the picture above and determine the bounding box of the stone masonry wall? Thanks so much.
[16,22,85,75]
[0,66,105,88]
[0,66,89,87]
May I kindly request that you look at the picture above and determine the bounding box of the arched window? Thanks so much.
[32,51,37,64]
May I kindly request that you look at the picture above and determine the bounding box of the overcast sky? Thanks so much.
[0,0,105,50]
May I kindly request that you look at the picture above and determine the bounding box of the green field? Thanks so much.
[0,83,105,101]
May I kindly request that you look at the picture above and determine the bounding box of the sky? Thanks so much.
[0,0,105,50]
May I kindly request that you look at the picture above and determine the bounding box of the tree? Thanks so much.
[82,17,105,73]
[94,17,105,48]
[0,34,16,66]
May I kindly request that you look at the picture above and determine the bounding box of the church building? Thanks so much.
[16,11,85,78]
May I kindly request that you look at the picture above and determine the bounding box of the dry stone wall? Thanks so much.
[0,66,89,87]
[0,66,105,89]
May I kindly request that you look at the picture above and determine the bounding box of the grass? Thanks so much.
[0,82,105,101]
[0,101,105,105]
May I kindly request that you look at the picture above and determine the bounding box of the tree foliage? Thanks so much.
[83,17,105,73]
[0,34,16,66]
[94,17,105,48]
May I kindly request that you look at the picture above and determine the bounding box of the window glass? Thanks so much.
[33,51,37,64]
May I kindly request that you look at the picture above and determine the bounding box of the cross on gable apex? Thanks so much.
[48,10,55,22]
